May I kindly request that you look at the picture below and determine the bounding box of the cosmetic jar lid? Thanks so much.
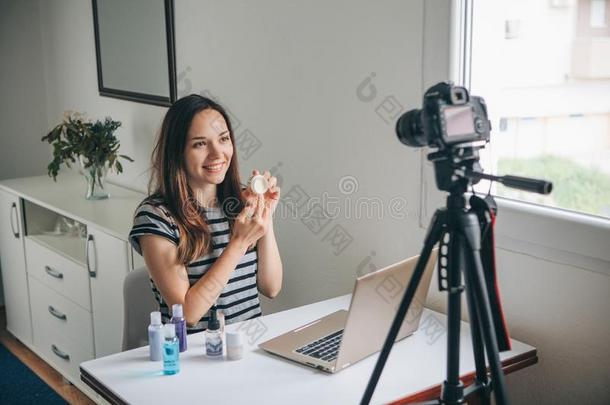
[250,175,269,194]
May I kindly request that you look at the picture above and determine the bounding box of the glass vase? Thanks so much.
[79,156,110,200]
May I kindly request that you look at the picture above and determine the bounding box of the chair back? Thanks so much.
[122,267,158,351]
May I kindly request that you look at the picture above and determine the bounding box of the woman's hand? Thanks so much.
[243,169,281,217]
[243,171,283,299]
[232,194,269,252]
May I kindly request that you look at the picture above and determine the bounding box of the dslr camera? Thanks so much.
[396,82,491,149]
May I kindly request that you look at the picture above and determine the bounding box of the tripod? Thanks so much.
[361,188,508,405]
[360,188,505,404]
[360,146,552,405]
[370,81,554,404]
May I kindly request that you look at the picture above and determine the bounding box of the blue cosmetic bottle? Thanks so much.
[163,324,180,375]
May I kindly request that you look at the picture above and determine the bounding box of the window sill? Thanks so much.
[494,198,610,276]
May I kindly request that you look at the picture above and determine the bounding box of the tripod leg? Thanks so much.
[360,209,446,405]
[460,213,509,405]
[463,251,491,405]
[440,230,465,405]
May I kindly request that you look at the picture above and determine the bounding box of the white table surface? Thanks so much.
[80,295,535,405]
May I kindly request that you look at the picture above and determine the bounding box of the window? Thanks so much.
[590,0,607,28]
[469,0,610,220]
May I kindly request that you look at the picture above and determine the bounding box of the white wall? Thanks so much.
[0,0,608,403]
[173,0,428,313]
[0,0,48,180]
[0,0,49,306]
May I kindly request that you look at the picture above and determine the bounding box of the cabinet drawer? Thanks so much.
[29,276,94,356]
[34,329,94,384]
[25,237,91,310]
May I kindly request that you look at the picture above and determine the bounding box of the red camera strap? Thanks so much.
[470,194,511,352]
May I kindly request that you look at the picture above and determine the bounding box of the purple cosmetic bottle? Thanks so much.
[171,303,187,352]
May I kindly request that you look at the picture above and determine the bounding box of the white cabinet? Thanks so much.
[0,174,144,393]
[88,225,131,357]
[0,188,32,345]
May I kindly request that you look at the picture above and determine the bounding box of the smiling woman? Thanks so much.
[128,94,283,332]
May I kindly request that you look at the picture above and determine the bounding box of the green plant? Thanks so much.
[41,111,134,181]
[497,155,610,218]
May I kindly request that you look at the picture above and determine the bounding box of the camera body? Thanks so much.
[396,82,491,149]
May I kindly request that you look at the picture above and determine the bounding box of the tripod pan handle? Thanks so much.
[500,175,553,195]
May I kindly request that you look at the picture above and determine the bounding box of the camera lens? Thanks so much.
[396,109,427,147]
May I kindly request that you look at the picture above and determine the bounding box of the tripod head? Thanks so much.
[427,145,553,197]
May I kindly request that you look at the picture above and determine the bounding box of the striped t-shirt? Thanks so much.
[128,196,262,333]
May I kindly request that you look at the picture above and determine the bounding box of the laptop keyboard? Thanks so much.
[295,330,344,362]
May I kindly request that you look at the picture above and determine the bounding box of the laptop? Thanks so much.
[259,250,438,373]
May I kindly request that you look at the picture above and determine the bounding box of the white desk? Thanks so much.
[80,295,537,404]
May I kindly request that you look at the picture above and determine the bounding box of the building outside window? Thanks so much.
[470,0,610,219]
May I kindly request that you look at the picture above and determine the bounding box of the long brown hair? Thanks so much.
[148,94,245,264]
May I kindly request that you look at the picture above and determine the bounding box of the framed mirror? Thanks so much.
[92,0,177,106]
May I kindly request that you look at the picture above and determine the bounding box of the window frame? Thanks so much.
[422,0,610,275]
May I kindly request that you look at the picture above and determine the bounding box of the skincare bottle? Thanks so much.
[148,311,164,361]
[170,303,187,352]
[205,309,223,357]
[163,324,180,375]
[226,330,244,360]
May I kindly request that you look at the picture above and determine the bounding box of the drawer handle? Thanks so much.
[44,265,64,279]
[51,344,70,361]
[10,202,20,238]
[86,234,97,278]
[48,305,67,321]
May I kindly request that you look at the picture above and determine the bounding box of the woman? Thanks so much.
[129,94,282,332]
